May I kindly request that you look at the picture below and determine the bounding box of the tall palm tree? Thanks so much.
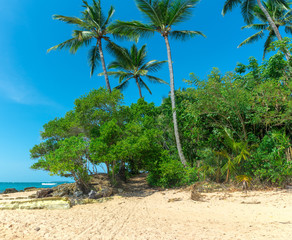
[110,0,206,167]
[101,44,167,98]
[238,0,292,59]
[48,0,116,92]
[222,0,291,60]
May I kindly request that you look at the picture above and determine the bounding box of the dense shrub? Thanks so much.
[247,132,292,185]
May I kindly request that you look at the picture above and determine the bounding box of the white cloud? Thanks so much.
[0,74,58,106]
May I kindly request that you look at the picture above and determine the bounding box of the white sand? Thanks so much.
[0,188,291,240]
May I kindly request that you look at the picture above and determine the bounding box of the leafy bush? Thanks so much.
[147,154,198,188]
[248,131,292,185]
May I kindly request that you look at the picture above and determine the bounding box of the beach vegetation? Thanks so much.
[238,0,292,59]
[109,0,206,167]
[30,1,292,191]
[47,0,120,92]
[102,44,168,98]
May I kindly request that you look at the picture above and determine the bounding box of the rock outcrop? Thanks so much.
[37,189,54,198]
[3,188,18,194]
[52,183,76,198]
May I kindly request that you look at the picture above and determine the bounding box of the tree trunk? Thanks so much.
[118,160,126,182]
[164,35,187,167]
[257,0,290,60]
[135,77,143,98]
[98,38,112,92]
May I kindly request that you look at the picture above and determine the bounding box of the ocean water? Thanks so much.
[0,182,70,193]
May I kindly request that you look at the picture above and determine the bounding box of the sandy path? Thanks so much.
[0,177,291,240]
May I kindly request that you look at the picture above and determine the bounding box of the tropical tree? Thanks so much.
[214,130,252,182]
[109,0,206,166]
[48,0,117,92]
[102,44,168,98]
[238,0,292,59]
[222,0,291,59]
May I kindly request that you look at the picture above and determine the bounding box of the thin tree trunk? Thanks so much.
[135,77,143,98]
[164,35,187,167]
[257,0,290,60]
[98,38,112,92]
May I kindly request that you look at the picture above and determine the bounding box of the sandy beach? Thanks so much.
[0,183,291,240]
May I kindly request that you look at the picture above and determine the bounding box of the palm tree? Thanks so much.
[101,44,168,98]
[109,0,206,166]
[222,0,291,60]
[238,0,292,59]
[214,129,252,182]
[48,0,116,92]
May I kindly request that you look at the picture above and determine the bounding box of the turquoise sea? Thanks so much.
[0,182,70,193]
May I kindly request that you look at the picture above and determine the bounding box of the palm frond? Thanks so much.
[169,30,206,40]
[102,5,115,28]
[99,71,133,83]
[145,75,168,85]
[140,60,167,72]
[72,30,96,40]
[241,0,256,24]
[115,78,131,91]
[135,0,163,26]
[238,30,265,48]
[168,0,200,26]
[241,23,268,30]
[106,41,132,66]
[136,44,147,67]
[88,44,101,76]
[108,61,131,72]
[222,0,242,16]
[273,0,290,9]
[52,15,85,26]
[109,20,155,39]
[82,1,102,30]
[263,31,276,58]
[47,36,93,53]
[285,25,292,34]
[138,77,152,95]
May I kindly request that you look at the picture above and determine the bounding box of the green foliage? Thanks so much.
[109,0,205,40]
[31,136,91,192]
[248,131,292,185]
[48,0,117,76]
[147,154,198,188]
[238,1,292,58]
[103,43,167,98]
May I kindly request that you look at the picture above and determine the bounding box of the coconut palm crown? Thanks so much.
[101,44,168,98]
[222,0,290,24]
[48,0,117,92]
[222,0,291,60]
[238,0,292,59]
[109,0,206,167]
[109,0,205,40]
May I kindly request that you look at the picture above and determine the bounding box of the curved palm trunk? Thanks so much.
[257,0,290,60]
[164,35,187,167]
[98,38,112,93]
[135,77,143,98]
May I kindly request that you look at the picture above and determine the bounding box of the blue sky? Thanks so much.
[0,0,286,181]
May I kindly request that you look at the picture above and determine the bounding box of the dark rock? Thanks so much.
[24,187,37,192]
[52,183,76,197]
[88,190,97,199]
[191,185,204,201]
[35,227,40,231]
[3,188,18,194]
[37,189,54,198]
[100,187,113,198]
[73,191,83,198]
